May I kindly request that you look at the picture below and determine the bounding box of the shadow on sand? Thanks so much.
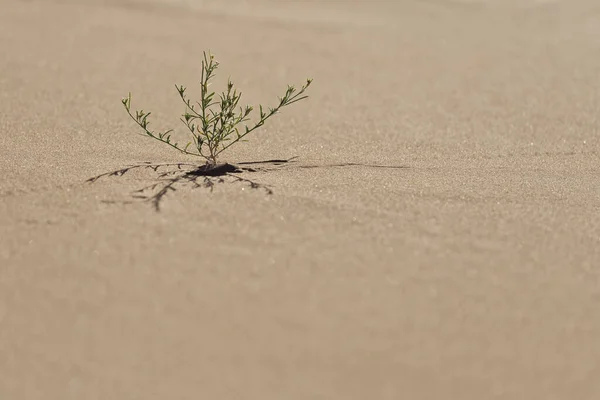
[86,157,407,211]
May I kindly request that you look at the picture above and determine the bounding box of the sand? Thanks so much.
[1,0,599,398]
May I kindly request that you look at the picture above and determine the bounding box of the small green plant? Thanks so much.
[122,51,312,167]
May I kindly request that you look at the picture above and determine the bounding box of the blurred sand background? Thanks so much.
[1,0,600,398]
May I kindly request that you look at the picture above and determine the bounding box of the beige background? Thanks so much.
[1,0,600,398]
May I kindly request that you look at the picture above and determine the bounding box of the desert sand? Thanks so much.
[1,0,599,398]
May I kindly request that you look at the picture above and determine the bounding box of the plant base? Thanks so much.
[191,163,242,176]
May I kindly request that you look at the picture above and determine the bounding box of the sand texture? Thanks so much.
[1,0,600,398]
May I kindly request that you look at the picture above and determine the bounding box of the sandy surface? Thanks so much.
[1,0,600,398]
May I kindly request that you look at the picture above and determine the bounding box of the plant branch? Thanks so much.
[121,93,201,157]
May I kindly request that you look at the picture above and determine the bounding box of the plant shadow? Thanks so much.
[86,158,296,211]
[87,157,408,211]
